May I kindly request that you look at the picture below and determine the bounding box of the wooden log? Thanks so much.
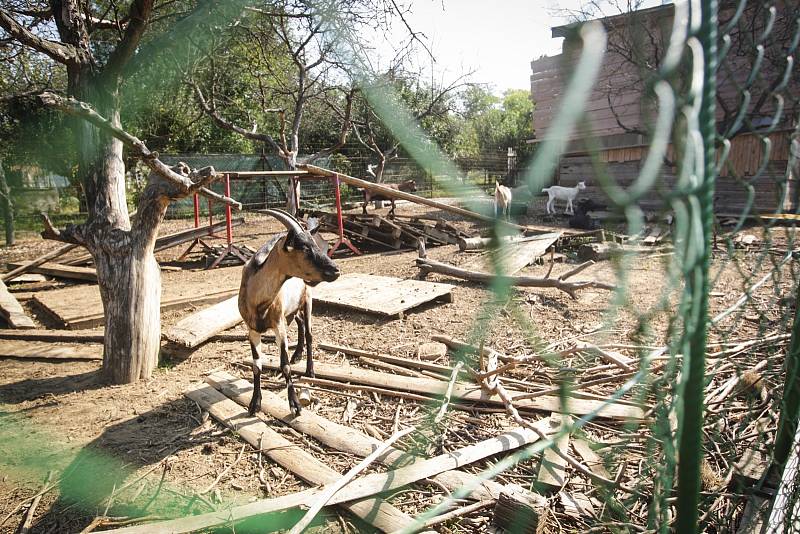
[164,296,241,348]
[6,262,97,282]
[492,492,549,534]
[184,383,414,533]
[0,328,104,342]
[206,371,538,504]
[255,353,645,421]
[105,408,554,534]
[535,414,572,492]
[0,280,35,329]
[300,164,581,235]
[2,243,78,282]
[416,257,615,298]
[0,340,103,360]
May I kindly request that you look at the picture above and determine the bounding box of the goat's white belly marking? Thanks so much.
[280,278,306,316]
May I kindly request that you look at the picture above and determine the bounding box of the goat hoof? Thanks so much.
[248,398,261,416]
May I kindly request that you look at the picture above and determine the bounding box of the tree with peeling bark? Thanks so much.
[0,1,246,383]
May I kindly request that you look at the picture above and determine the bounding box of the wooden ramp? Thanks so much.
[461,233,560,275]
[312,273,454,319]
[7,261,97,282]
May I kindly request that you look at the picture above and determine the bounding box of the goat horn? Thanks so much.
[263,208,305,235]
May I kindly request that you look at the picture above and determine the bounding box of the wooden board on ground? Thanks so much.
[461,233,561,275]
[206,371,546,505]
[536,414,572,491]
[0,280,35,329]
[0,340,103,360]
[313,273,454,319]
[33,266,242,329]
[184,383,414,533]
[0,328,105,342]
[164,296,241,348]
[7,262,97,282]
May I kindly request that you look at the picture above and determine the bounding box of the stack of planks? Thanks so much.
[315,211,466,250]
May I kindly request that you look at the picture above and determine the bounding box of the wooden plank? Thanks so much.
[0,328,104,342]
[7,262,97,282]
[0,340,103,360]
[184,383,414,533]
[312,273,454,318]
[536,414,572,491]
[259,355,645,421]
[0,280,35,329]
[107,399,553,534]
[164,296,241,348]
[462,234,560,275]
[206,371,542,504]
[2,243,78,282]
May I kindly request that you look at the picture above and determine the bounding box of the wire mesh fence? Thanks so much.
[2,1,800,533]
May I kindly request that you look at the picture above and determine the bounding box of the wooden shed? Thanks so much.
[529,2,799,215]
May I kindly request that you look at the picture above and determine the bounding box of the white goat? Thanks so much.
[239,209,340,416]
[542,181,586,215]
[494,181,512,220]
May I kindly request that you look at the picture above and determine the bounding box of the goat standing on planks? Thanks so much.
[239,209,340,416]
[494,181,512,220]
[362,180,417,215]
[542,181,586,215]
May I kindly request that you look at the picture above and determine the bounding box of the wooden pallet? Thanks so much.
[0,280,35,329]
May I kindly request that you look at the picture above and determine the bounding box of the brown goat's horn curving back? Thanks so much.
[264,208,304,235]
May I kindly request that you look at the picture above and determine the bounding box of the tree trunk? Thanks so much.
[0,161,14,247]
[69,75,163,384]
[96,244,161,382]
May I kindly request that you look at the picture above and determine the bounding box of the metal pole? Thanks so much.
[193,193,200,229]
[225,174,233,245]
[675,1,718,532]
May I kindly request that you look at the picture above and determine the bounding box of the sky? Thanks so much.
[384,0,666,94]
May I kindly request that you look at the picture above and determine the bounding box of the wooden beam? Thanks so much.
[0,280,35,329]
[256,354,645,421]
[164,296,241,348]
[300,164,578,235]
[184,383,415,533]
[104,398,554,534]
[0,340,102,360]
[2,243,78,282]
[205,371,543,504]
[6,262,97,282]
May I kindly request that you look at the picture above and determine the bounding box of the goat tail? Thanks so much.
[541,187,549,192]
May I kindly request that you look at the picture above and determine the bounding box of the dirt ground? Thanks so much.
[0,200,795,533]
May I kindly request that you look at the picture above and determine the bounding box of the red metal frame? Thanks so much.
[208,173,250,269]
[178,193,214,260]
[293,173,360,257]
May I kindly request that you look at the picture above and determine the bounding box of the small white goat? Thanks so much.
[542,181,586,215]
[239,209,340,416]
[494,181,512,220]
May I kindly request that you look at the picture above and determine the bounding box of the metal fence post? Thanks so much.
[675,1,718,532]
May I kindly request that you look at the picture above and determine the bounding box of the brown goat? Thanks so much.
[239,209,340,416]
[362,179,418,215]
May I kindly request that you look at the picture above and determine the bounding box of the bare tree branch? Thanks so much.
[38,92,241,209]
[0,8,82,64]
